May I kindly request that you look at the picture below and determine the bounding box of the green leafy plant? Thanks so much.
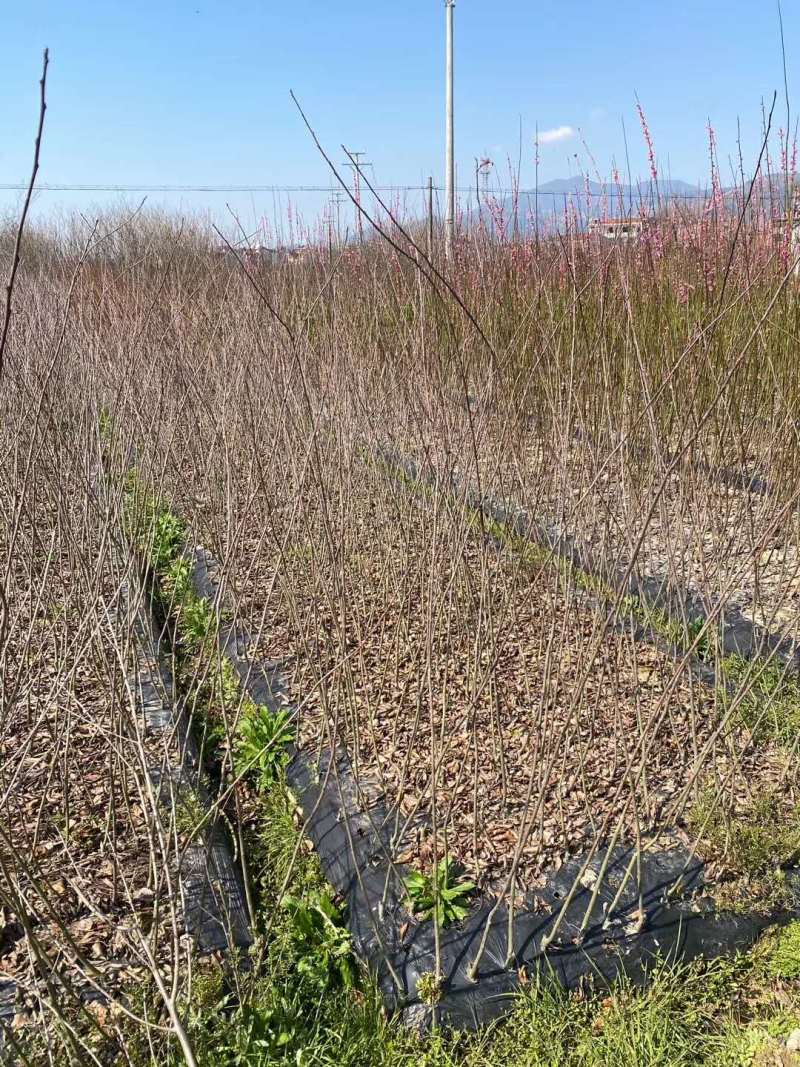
[416,971,443,1006]
[148,506,186,572]
[216,656,241,712]
[162,554,193,604]
[281,890,358,992]
[122,472,187,573]
[685,614,717,661]
[234,700,294,790]
[404,858,475,928]
[191,995,310,1065]
[179,592,215,650]
[196,708,227,768]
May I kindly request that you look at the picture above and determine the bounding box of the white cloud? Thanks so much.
[537,125,576,145]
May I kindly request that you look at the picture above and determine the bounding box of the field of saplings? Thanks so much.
[4,201,800,1064]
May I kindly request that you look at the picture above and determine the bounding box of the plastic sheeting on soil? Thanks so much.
[130,580,252,955]
[192,547,800,1030]
[374,444,800,672]
[0,575,253,1053]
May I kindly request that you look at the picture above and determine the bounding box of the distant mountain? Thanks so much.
[481,174,795,233]
[481,178,708,234]
[535,176,703,199]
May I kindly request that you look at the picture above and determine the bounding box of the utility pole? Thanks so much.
[326,203,333,264]
[331,191,348,247]
[534,123,540,253]
[444,0,455,260]
[427,176,434,260]
[343,151,371,243]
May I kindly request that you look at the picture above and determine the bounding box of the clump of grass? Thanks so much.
[174,788,207,841]
[108,930,800,1067]
[710,1020,796,1067]
[689,785,800,878]
[251,776,325,906]
[482,977,592,1066]
[712,866,797,917]
[722,653,800,746]
[573,966,707,1067]
[765,921,800,981]
[711,870,794,917]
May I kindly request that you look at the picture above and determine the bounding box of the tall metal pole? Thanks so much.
[445,0,455,260]
[344,151,370,244]
[427,175,434,260]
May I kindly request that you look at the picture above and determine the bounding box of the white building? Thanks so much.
[587,217,649,240]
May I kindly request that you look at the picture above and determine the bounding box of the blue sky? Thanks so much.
[2,1,799,235]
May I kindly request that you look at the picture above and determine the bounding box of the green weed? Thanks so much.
[721,653,800,745]
[573,966,706,1067]
[98,405,113,442]
[217,655,241,711]
[249,776,326,913]
[162,553,194,603]
[149,505,186,572]
[711,869,794,917]
[235,700,295,790]
[179,592,215,651]
[405,858,475,928]
[416,971,444,1006]
[281,890,359,992]
[174,788,206,841]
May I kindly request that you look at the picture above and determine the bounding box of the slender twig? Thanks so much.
[0,49,49,385]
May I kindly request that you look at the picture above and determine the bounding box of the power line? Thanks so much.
[0,182,373,193]
[0,181,434,194]
[0,181,789,201]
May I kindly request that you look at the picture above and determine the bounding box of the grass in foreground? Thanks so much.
[98,802,800,1066]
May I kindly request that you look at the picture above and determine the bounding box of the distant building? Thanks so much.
[771,191,800,276]
[214,244,314,266]
[588,217,649,240]
[282,245,315,263]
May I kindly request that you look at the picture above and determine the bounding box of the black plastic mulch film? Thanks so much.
[0,576,254,1050]
[132,586,252,955]
[192,542,800,1032]
[375,444,800,673]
